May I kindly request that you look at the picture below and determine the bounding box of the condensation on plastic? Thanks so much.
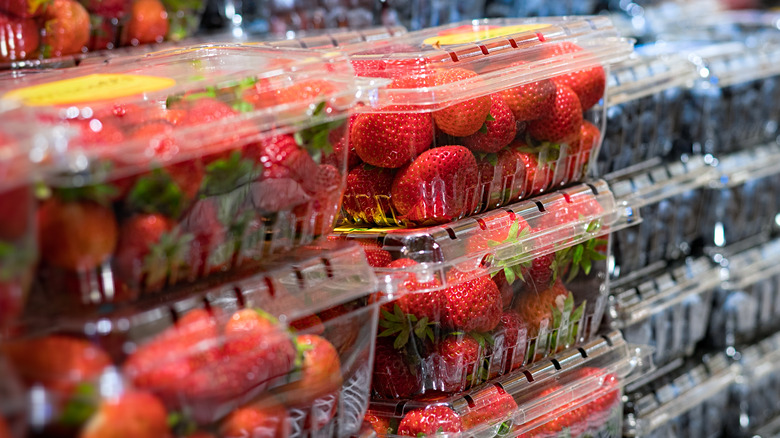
[599,52,697,178]
[368,331,653,438]
[608,256,720,369]
[608,156,712,282]
[623,351,737,438]
[0,45,362,308]
[4,240,380,437]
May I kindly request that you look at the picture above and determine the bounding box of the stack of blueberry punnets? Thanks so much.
[0,45,364,315]
[1,239,382,438]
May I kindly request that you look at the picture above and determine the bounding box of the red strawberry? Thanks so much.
[0,185,32,241]
[365,413,396,436]
[273,79,337,106]
[433,68,491,137]
[40,0,90,58]
[38,199,118,271]
[500,64,556,122]
[433,334,482,393]
[390,145,479,225]
[250,134,317,183]
[527,85,583,145]
[0,0,49,17]
[461,385,518,430]
[463,94,517,153]
[372,340,420,399]
[2,335,111,394]
[295,163,342,236]
[82,0,128,18]
[220,404,290,438]
[351,110,433,168]
[526,253,554,290]
[342,165,395,225]
[124,0,167,45]
[322,120,361,170]
[492,270,515,309]
[530,387,587,438]
[72,118,126,151]
[514,144,552,198]
[283,334,342,402]
[546,42,606,111]
[477,148,528,211]
[441,269,502,333]
[80,392,171,438]
[566,120,600,181]
[0,417,10,438]
[397,405,463,437]
[113,213,181,293]
[465,212,530,255]
[540,192,604,229]
[0,13,39,61]
[290,314,324,335]
[514,279,569,339]
[490,311,527,376]
[387,258,444,322]
[180,199,227,277]
[89,18,120,51]
[356,241,392,268]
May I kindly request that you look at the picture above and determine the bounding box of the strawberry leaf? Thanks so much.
[143,228,194,289]
[504,266,516,285]
[485,113,496,122]
[54,183,119,206]
[486,153,499,167]
[127,168,186,218]
[59,383,97,427]
[394,329,410,350]
[479,123,489,134]
[201,151,262,197]
[381,307,401,323]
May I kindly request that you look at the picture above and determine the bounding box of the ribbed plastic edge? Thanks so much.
[606,53,698,106]
[720,238,780,292]
[709,142,780,189]
[248,26,408,50]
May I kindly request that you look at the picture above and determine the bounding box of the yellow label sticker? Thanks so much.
[4,73,176,106]
[423,24,551,47]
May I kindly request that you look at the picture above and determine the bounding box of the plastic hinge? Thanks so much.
[611,156,714,209]
[724,237,780,290]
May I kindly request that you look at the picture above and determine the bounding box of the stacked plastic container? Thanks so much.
[0,44,391,438]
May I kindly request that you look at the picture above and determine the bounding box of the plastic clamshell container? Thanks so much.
[706,237,780,350]
[700,142,780,249]
[607,256,720,368]
[247,26,408,50]
[608,156,712,281]
[337,16,634,227]
[364,331,653,438]
[333,180,640,398]
[623,351,737,438]
[0,355,26,438]
[0,45,362,309]
[483,0,599,20]
[2,240,380,437]
[0,0,205,70]
[728,332,780,437]
[0,117,39,332]
[599,52,696,178]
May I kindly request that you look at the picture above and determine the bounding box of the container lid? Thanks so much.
[606,52,698,106]
[710,142,780,188]
[720,237,780,292]
[0,45,360,185]
[14,239,378,331]
[623,351,737,437]
[247,26,408,50]
[369,330,653,437]
[738,330,780,380]
[608,255,721,328]
[339,17,634,110]
[333,180,638,296]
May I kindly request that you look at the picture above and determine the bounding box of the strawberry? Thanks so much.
[250,134,317,183]
[180,199,228,277]
[89,18,119,52]
[365,413,397,436]
[351,110,433,168]
[397,405,463,437]
[500,64,556,122]
[40,0,90,58]
[432,68,491,137]
[546,42,606,111]
[433,334,482,393]
[82,0,128,18]
[490,311,527,376]
[386,258,444,322]
[576,369,619,426]
[38,199,118,271]
[0,13,39,61]
[80,392,171,438]
[514,144,552,198]
[0,417,9,438]
[322,120,361,170]
[272,79,337,106]
[514,279,568,339]
[465,209,530,256]
[566,120,600,181]
[220,404,290,438]
[0,0,49,17]
[124,0,167,45]
[539,192,604,230]
[290,314,324,335]
[342,165,395,225]
[356,240,392,268]
[460,385,518,430]
[0,185,32,241]
[2,335,111,394]
[527,85,583,145]
[525,253,554,291]
[477,145,527,208]
[284,334,342,402]
[113,213,185,293]
[372,339,420,399]
[390,145,479,225]
[441,269,502,333]
[463,94,517,153]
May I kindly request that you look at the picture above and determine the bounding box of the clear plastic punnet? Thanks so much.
[599,52,697,178]
[728,332,780,437]
[362,331,653,438]
[1,239,380,438]
[0,0,205,69]
[607,256,720,369]
[0,355,26,438]
[700,142,780,250]
[706,237,780,350]
[246,26,407,50]
[0,45,362,309]
[623,352,738,438]
[335,16,634,227]
[608,156,713,282]
[332,180,640,398]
